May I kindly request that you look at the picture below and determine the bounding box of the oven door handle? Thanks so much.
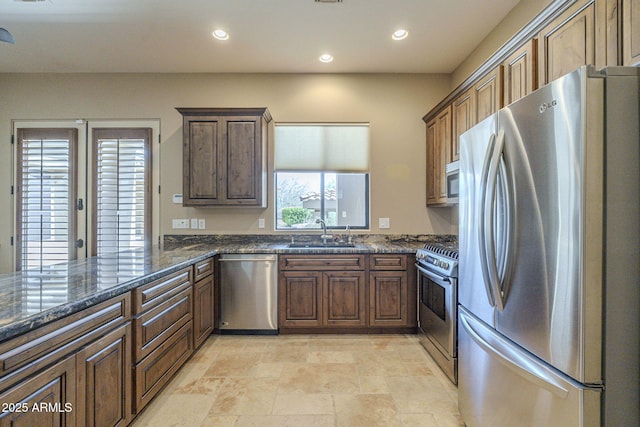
[415,263,451,285]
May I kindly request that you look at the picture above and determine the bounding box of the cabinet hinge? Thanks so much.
[76,239,84,248]
[11,134,14,145]
[77,198,84,211]
[10,185,14,196]
[158,185,161,194]
[10,236,14,246]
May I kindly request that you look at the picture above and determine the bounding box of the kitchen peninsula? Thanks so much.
[0,234,452,426]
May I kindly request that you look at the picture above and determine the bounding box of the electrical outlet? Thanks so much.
[379,217,390,229]
[258,218,265,229]
[198,219,205,229]
[172,219,189,229]
[190,218,198,229]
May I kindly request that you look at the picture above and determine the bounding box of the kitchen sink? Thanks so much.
[287,242,356,249]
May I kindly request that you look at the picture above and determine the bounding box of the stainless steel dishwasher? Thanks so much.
[218,254,278,334]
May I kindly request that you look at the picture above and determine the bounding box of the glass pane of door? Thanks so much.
[16,128,78,271]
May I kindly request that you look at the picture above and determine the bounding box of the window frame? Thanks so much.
[274,171,370,231]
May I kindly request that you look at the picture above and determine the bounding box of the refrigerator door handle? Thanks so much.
[479,133,497,308]
[459,308,570,399]
[482,129,506,311]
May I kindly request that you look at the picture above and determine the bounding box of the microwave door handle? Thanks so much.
[483,129,506,311]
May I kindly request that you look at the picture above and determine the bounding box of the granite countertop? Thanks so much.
[0,234,456,343]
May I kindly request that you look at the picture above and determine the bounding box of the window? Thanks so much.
[274,124,370,230]
[92,128,151,255]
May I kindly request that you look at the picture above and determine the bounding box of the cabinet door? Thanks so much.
[193,275,214,349]
[623,0,640,65]
[475,66,503,122]
[279,271,323,327]
[425,117,439,206]
[0,356,76,427]
[76,323,132,427]
[452,88,474,163]
[324,271,366,326]
[426,106,451,206]
[503,39,538,105]
[222,116,264,205]
[538,0,605,85]
[369,271,408,327]
[183,119,220,205]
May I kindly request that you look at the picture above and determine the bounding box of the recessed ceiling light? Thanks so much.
[319,53,334,63]
[212,29,229,41]
[392,29,409,41]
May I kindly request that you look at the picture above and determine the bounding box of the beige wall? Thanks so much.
[0,72,453,273]
[451,0,555,89]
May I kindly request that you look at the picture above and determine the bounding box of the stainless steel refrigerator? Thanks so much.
[458,66,639,427]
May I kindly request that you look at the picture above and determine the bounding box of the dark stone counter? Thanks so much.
[0,234,456,343]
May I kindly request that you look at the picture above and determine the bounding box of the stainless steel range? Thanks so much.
[416,243,458,384]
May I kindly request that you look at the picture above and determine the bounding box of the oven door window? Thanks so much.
[420,274,446,321]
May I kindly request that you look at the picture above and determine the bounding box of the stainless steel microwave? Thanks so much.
[445,160,459,204]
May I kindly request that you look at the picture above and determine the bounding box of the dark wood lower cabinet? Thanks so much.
[280,271,323,327]
[0,355,77,427]
[279,254,415,332]
[133,322,193,413]
[193,274,214,349]
[324,271,366,326]
[76,323,132,427]
[369,271,408,326]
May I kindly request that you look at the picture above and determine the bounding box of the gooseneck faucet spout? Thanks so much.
[316,218,331,244]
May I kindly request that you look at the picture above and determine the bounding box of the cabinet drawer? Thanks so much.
[279,255,365,271]
[133,287,193,362]
[0,294,130,381]
[369,254,407,270]
[133,267,192,314]
[134,322,193,413]
[194,258,214,282]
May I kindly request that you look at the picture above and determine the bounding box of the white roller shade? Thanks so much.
[275,123,370,172]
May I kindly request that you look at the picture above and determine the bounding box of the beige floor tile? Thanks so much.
[307,350,355,363]
[131,394,214,426]
[130,334,463,427]
[204,351,263,377]
[334,394,403,427]
[358,375,389,394]
[386,376,458,415]
[279,363,359,394]
[272,393,334,415]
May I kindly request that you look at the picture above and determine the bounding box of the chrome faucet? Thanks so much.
[316,218,331,244]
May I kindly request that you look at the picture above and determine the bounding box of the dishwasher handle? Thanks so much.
[219,257,276,263]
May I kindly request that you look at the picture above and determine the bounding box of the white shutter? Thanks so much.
[94,128,151,255]
[16,129,77,271]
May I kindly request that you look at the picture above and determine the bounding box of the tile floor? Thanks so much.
[130,334,464,427]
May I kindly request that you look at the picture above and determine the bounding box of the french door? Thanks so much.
[14,120,159,272]
[15,128,79,271]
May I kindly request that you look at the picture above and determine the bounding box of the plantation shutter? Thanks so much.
[93,128,151,256]
[16,128,78,272]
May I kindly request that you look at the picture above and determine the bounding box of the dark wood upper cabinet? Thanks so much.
[177,108,272,207]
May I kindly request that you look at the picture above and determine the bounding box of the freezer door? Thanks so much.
[494,68,604,383]
[459,113,498,327]
[458,307,601,427]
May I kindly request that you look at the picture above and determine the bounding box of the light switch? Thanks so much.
[190,218,198,229]
[379,218,390,229]
[198,219,206,229]
[258,218,265,229]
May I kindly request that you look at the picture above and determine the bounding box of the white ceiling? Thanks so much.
[0,0,521,74]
